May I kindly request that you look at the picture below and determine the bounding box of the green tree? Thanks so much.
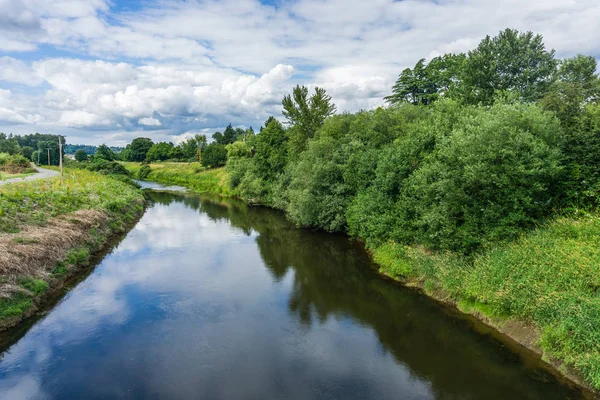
[95,144,115,161]
[253,118,288,182]
[201,143,227,168]
[127,137,154,162]
[385,55,465,105]
[282,85,336,141]
[20,146,34,160]
[31,150,40,164]
[226,141,252,158]
[0,133,20,155]
[146,142,174,161]
[169,146,185,160]
[220,124,239,145]
[74,149,88,162]
[540,55,600,128]
[460,29,557,105]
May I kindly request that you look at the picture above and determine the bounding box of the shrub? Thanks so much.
[137,165,152,180]
[402,102,563,252]
[87,159,130,176]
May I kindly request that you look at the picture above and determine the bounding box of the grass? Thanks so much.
[122,162,232,196]
[373,214,600,390]
[0,169,142,233]
[0,172,35,181]
[0,295,33,319]
[0,169,145,327]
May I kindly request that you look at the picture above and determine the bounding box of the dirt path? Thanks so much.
[0,165,60,186]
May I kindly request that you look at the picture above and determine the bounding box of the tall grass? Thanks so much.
[0,169,143,233]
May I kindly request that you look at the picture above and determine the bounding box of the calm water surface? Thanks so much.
[0,188,587,399]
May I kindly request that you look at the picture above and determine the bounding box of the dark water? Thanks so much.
[0,189,587,399]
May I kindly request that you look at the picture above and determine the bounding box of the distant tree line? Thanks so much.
[64,144,123,155]
[111,123,255,167]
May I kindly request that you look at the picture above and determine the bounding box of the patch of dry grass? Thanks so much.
[0,210,106,298]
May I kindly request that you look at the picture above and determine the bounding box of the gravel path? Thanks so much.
[0,165,60,186]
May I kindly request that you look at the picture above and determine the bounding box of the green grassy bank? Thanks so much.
[125,161,599,392]
[0,169,145,329]
[123,162,232,196]
[373,214,600,390]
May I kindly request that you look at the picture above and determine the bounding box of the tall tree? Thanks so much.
[95,144,115,161]
[254,118,288,181]
[540,55,600,128]
[460,28,557,105]
[282,85,336,140]
[385,55,465,106]
[0,133,21,155]
[221,124,238,145]
[20,146,34,160]
[127,137,154,162]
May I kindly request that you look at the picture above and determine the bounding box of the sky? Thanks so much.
[0,0,599,146]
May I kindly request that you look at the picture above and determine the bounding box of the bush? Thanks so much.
[137,165,151,180]
[403,102,562,252]
[0,153,33,174]
[86,159,130,176]
[202,143,227,168]
[74,149,88,162]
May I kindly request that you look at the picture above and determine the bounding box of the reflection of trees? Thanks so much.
[147,191,579,400]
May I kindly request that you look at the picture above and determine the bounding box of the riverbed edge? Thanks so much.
[374,267,596,395]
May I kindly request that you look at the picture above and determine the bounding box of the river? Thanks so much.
[0,186,587,399]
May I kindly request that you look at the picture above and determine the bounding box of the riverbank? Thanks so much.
[372,216,600,392]
[125,162,599,394]
[123,162,232,196]
[0,169,145,330]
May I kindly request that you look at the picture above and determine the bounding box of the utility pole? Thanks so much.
[58,136,64,177]
[46,148,51,167]
[37,150,40,166]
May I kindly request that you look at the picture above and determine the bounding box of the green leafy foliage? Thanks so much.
[146,142,174,161]
[95,144,115,161]
[0,133,21,155]
[137,165,152,180]
[282,85,336,143]
[125,137,154,162]
[385,54,465,105]
[20,146,34,160]
[74,149,88,162]
[202,143,227,168]
[460,29,557,105]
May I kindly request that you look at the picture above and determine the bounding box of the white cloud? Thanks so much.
[0,56,43,86]
[0,0,598,144]
[58,110,110,127]
[138,117,161,126]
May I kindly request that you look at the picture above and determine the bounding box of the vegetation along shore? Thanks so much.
[0,169,145,330]
[114,29,600,392]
